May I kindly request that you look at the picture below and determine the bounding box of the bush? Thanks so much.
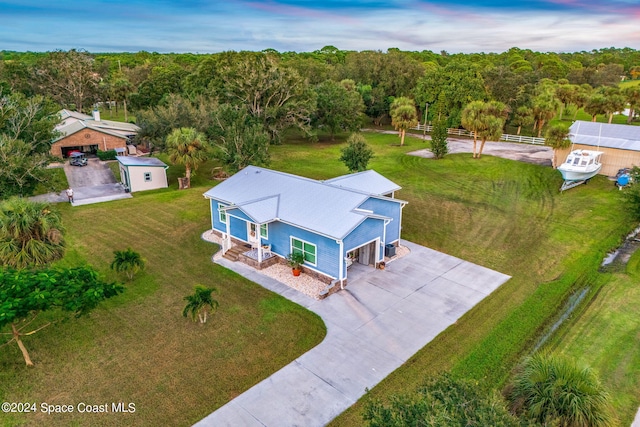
[97,149,117,161]
[340,133,374,172]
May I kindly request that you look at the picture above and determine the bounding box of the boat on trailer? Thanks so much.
[557,149,603,191]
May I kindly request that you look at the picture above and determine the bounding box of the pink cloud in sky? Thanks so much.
[242,0,358,25]
[410,0,494,24]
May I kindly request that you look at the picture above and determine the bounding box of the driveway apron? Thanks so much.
[195,240,510,427]
[64,158,131,205]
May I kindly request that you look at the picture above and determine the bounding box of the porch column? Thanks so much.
[224,213,231,253]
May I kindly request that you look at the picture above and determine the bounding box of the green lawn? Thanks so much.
[554,250,640,425]
[3,131,638,426]
[0,185,325,426]
[267,132,637,426]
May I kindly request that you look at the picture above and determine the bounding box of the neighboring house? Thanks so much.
[50,109,140,158]
[204,166,407,287]
[116,156,169,192]
[557,121,640,176]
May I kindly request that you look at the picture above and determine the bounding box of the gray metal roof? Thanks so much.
[203,166,403,240]
[323,170,401,195]
[569,121,640,151]
[116,156,168,167]
[53,110,140,143]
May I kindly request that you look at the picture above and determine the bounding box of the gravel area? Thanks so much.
[201,229,410,299]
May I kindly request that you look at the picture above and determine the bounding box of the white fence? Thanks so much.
[412,124,546,145]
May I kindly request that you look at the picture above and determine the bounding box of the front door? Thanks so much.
[247,222,259,247]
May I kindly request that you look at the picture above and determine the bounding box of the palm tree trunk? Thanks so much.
[184,165,192,189]
[400,130,405,146]
[628,108,635,124]
[478,138,487,158]
[124,99,128,122]
[592,115,597,122]
[517,125,522,135]
[537,120,545,138]
[472,132,478,158]
[608,113,613,124]
[12,323,34,366]
[552,149,557,169]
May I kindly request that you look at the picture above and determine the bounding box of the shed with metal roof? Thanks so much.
[555,121,640,176]
[116,156,168,193]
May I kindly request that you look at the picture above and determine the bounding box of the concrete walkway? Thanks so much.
[195,240,510,427]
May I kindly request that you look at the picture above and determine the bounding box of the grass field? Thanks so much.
[554,250,640,424]
[3,130,639,426]
[0,184,326,426]
[267,132,638,426]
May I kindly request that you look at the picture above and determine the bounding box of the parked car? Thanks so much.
[69,151,88,167]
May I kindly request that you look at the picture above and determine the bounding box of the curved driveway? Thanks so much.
[195,240,510,427]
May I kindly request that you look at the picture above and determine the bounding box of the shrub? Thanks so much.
[97,149,117,161]
[340,133,374,172]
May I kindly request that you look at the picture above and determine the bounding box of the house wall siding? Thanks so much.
[266,222,340,279]
[51,128,127,157]
[343,218,385,262]
[123,165,168,192]
[358,197,402,242]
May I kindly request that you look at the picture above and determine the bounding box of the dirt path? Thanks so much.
[367,129,553,166]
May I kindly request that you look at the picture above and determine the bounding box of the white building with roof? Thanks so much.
[116,156,168,192]
[204,166,407,289]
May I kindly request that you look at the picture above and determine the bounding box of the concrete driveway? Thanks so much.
[31,158,131,206]
[196,240,510,427]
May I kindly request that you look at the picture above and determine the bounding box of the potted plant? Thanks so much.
[286,252,305,276]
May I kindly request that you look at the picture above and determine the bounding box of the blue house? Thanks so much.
[203,166,407,287]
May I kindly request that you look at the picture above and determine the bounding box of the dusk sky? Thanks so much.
[2,0,640,54]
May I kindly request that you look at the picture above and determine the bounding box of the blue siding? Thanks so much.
[211,199,227,233]
[267,222,340,279]
[226,207,253,222]
[344,218,385,262]
[229,215,248,241]
[358,197,402,243]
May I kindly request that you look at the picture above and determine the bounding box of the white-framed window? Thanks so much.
[144,172,152,182]
[218,203,227,224]
[291,237,317,266]
[260,223,268,239]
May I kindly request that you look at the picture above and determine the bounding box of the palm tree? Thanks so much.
[532,91,559,137]
[166,127,209,189]
[585,93,608,122]
[182,285,219,324]
[389,97,418,146]
[461,100,484,158]
[512,106,533,136]
[110,248,145,281]
[508,352,615,427]
[623,86,640,124]
[545,124,572,168]
[462,101,509,158]
[0,198,65,269]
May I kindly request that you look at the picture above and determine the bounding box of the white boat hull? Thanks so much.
[558,164,602,181]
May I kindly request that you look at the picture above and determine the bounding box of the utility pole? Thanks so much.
[423,103,429,140]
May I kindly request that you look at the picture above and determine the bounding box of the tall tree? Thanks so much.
[211,104,270,172]
[389,97,418,146]
[216,53,316,143]
[623,85,640,123]
[340,133,374,172]
[182,285,219,324]
[313,79,364,140]
[0,136,50,197]
[166,127,209,189]
[31,49,100,112]
[461,100,509,158]
[601,87,626,124]
[545,124,572,168]
[511,106,534,136]
[0,198,65,269]
[0,266,123,366]
[508,353,614,427]
[429,116,449,160]
[532,91,559,137]
[584,93,608,122]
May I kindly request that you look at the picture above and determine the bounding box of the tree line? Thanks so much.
[1,46,640,192]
